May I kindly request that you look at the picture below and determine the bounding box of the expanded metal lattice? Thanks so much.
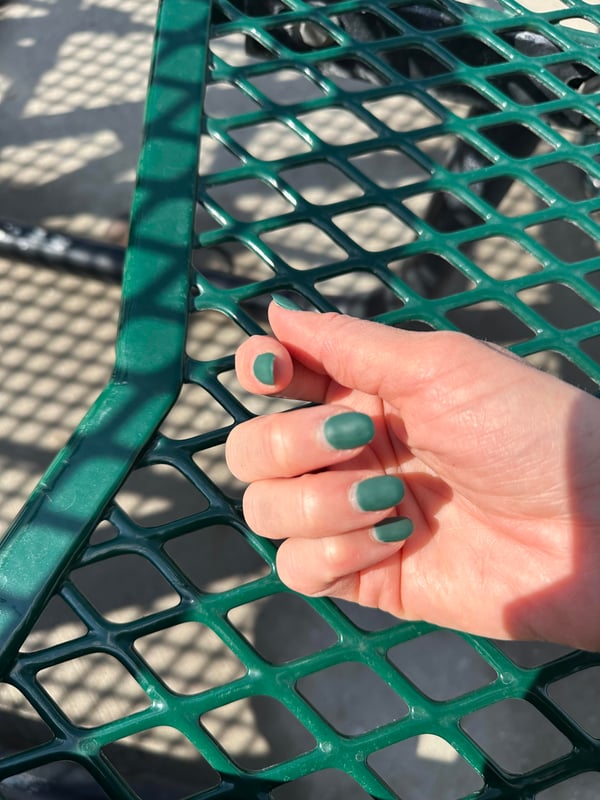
[2,0,600,798]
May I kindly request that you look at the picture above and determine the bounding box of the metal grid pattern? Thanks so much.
[2,0,600,797]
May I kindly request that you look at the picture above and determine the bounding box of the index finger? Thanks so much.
[235,334,331,403]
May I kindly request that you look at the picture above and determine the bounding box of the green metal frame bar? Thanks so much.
[0,0,211,671]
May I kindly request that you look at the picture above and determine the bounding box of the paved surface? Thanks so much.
[1,1,600,798]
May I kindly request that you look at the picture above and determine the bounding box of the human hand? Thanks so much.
[225,302,600,650]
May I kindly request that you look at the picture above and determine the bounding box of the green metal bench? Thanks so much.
[2,0,600,797]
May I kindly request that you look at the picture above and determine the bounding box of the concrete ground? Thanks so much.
[1,1,600,798]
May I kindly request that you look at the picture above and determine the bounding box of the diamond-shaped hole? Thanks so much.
[430,81,499,118]
[116,464,208,526]
[463,699,572,773]
[556,15,600,34]
[333,598,402,631]
[392,318,437,332]
[273,770,373,799]
[195,199,221,235]
[390,3,461,30]
[404,192,484,232]
[0,762,108,799]
[493,640,573,668]
[210,32,273,68]
[389,253,474,297]
[580,334,600,374]
[525,349,598,389]
[518,283,600,330]
[260,222,347,269]
[192,442,247,500]
[281,162,363,205]
[480,122,553,157]
[89,519,118,546]
[230,120,311,161]
[135,622,245,695]
[225,0,292,15]
[192,240,275,286]
[368,735,483,799]
[164,525,271,593]
[363,94,441,132]
[334,206,416,251]
[350,147,430,189]
[201,696,316,770]
[488,71,557,105]
[380,44,451,78]
[446,300,534,347]
[102,726,221,800]
[160,384,233,441]
[267,20,337,51]
[472,177,546,217]
[534,161,593,202]
[249,69,323,104]
[546,59,599,86]
[204,81,258,118]
[498,25,564,54]
[71,554,180,624]
[337,9,403,40]
[20,594,87,653]
[206,179,293,223]
[547,667,600,737]
[317,56,389,89]
[441,34,506,66]
[537,772,600,798]
[37,653,150,728]
[417,133,491,171]
[228,594,337,664]
[461,235,543,280]
[296,662,408,736]
[0,683,53,755]
[586,267,600,293]
[388,630,496,701]
[187,309,248,362]
[316,271,402,316]
[298,107,375,146]
[198,134,241,177]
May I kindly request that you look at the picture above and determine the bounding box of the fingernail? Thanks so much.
[354,475,405,512]
[253,352,276,385]
[272,293,302,311]
[373,516,414,543]
[323,412,374,450]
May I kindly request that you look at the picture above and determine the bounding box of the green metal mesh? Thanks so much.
[2,0,600,797]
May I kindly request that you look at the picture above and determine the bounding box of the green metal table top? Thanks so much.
[2,0,600,797]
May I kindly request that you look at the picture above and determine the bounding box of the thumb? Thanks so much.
[268,303,482,409]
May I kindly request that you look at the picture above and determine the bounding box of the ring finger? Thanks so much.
[243,469,406,540]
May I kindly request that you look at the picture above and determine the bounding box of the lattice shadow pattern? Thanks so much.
[3,1,600,798]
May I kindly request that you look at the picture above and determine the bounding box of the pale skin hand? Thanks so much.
[225,303,600,651]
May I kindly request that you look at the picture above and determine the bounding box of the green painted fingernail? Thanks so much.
[324,412,374,450]
[373,516,414,543]
[272,293,302,310]
[253,352,276,385]
[354,475,405,512]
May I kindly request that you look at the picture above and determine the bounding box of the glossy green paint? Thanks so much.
[2,0,600,798]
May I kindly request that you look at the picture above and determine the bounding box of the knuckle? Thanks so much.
[267,415,297,477]
[242,484,268,536]
[295,476,321,531]
[321,536,355,582]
